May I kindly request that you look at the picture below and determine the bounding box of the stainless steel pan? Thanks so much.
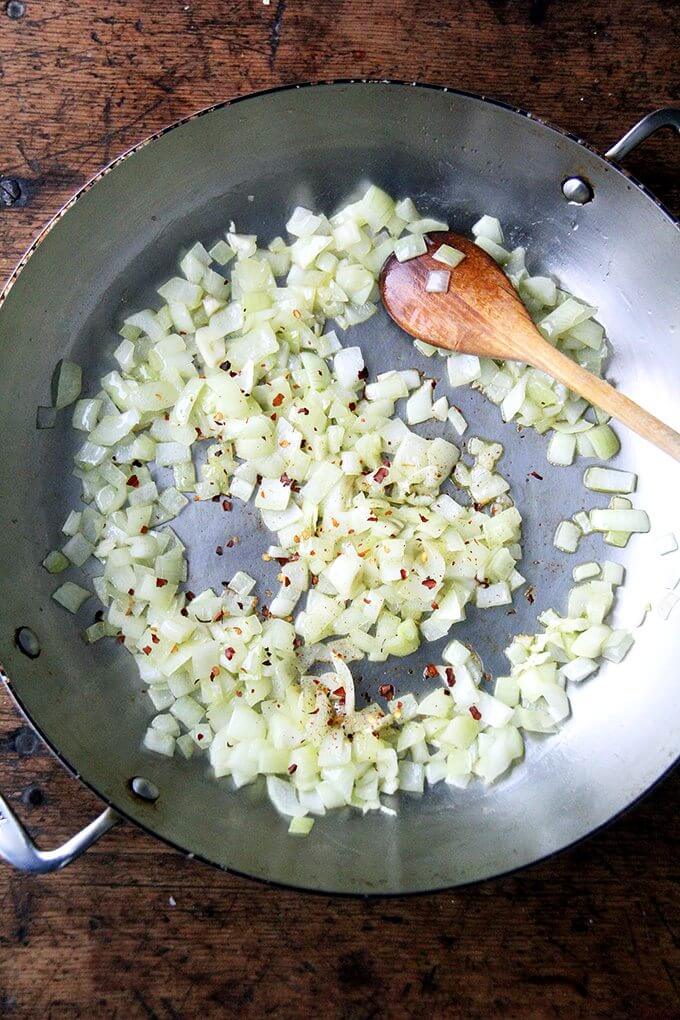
[1,83,678,894]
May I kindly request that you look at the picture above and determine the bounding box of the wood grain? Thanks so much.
[0,1,679,1016]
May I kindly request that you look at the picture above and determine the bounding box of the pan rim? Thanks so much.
[2,78,678,894]
[2,78,678,309]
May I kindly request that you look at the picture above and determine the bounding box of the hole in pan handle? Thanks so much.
[0,790,119,873]
[605,107,680,163]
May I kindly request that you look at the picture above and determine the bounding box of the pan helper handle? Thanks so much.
[0,790,119,873]
[606,107,680,162]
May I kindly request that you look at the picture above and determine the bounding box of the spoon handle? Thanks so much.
[529,339,680,462]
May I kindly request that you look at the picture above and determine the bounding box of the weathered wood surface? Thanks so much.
[0,1,678,1016]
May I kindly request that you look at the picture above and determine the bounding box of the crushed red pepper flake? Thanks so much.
[287,763,298,774]
[222,499,232,511]
[142,645,152,656]
[224,647,236,660]
[424,663,439,679]
[445,667,456,687]
[422,577,437,590]
[469,705,482,721]
[272,393,284,407]
[529,471,543,480]
[379,683,395,700]
[156,578,168,588]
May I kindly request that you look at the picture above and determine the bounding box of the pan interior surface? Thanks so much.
[0,83,678,893]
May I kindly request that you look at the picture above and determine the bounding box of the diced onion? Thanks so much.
[425,270,450,294]
[52,581,91,613]
[432,244,465,269]
[583,466,637,493]
[48,184,641,835]
[554,520,581,553]
[394,234,427,262]
[572,562,600,582]
[52,360,82,409]
[590,508,650,534]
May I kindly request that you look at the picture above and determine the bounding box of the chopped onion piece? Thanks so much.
[52,581,91,613]
[471,215,504,244]
[572,562,601,582]
[447,353,481,387]
[425,270,450,294]
[432,244,465,269]
[143,728,175,757]
[583,466,637,493]
[590,508,650,534]
[42,550,70,574]
[474,236,510,264]
[406,381,434,424]
[547,432,576,466]
[431,395,449,421]
[394,234,427,262]
[601,560,624,586]
[229,571,256,596]
[407,217,448,233]
[554,520,581,553]
[446,405,467,436]
[288,816,314,836]
[586,424,620,461]
[572,511,593,535]
[62,533,94,567]
[52,360,82,409]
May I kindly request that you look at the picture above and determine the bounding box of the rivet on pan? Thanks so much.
[562,177,594,205]
[129,776,160,802]
[14,627,41,659]
[5,0,25,19]
[0,179,22,207]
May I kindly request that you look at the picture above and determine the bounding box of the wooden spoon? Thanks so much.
[380,232,680,461]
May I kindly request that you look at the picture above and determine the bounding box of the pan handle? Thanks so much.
[0,791,119,872]
[605,107,680,162]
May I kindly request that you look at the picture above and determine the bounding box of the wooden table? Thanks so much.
[0,2,678,1015]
